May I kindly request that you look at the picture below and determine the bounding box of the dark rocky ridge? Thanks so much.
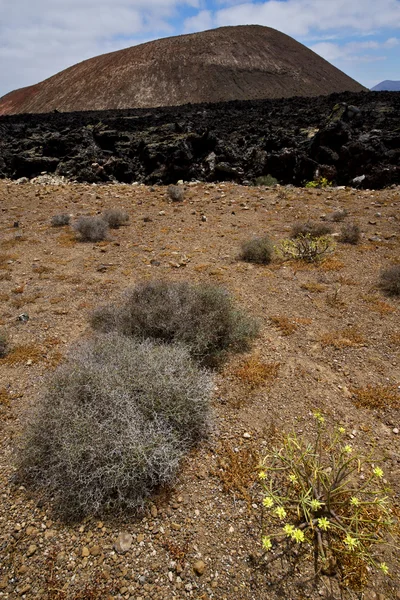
[0,91,399,189]
[0,26,365,115]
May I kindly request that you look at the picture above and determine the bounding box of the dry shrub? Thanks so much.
[329,208,348,222]
[0,330,9,358]
[321,327,365,348]
[240,236,273,265]
[232,356,280,389]
[51,214,71,227]
[319,257,345,271]
[291,221,333,239]
[379,264,400,296]
[90,281,259,366]
[73,216,108,242]
[102,209,129,229]
[16,333,213,520]
[351,385,400,409]
[3,344,45,365]
[167,185,185,202]
[270,316,298,336]
[300,282,326,293]
[339,223,361,245]
[212,441,259,505]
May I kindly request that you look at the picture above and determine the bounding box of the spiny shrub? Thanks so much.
[102,209,129,229]
[16,333,212,520]
[240,236,273,264]
[0,330,9,358]
[291,221,333,239]
[379,264,400,296]
[259,412,396,590]
[339,223,360,245]
[167,185,185,202]
[90,281,259,366]
[73,216,108,242]
[279,235,334,263]
[51,213,71,227]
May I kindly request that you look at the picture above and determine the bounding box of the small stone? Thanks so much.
[159,211,166,216]
[150,504,158,518]
[90,545,101,556]
[137,533,145,543]
[18,565,29,575]
[193,560,206,576]
[114,532,133,554]
[243,432,251,439]
[26,544,37,557]
[201,215,207,222]
[81,547,90,557]
[393,428,399,434]
[56,552,66,564]
[18,584,31,595]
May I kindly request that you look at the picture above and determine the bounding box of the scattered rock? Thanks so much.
[114,532,133,554]
[193,560,206,576]
[26,544,37,557]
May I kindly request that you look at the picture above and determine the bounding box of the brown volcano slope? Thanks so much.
[0,25,366,115]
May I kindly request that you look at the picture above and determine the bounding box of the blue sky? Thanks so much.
[0,0,399,97]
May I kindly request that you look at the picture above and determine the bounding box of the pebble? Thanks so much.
[26,544,37,557]
[243,432,251,439]
[193,560,206,576]
[81,547,90,557]
[393,428,399,434]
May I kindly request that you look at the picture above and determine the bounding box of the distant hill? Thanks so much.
[0,25,366,115]
[371,80,400,91]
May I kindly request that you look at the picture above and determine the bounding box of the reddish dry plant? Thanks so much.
[270,316,298,336]
[351,385,400,410]
[232,356,280,389]
[212,441,259,506]
[320,327,365,349]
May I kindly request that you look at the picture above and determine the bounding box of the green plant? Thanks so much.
[339,223,361,245]
[102,209,129,229]
[90,281,259,366]
[291,221,333,239]
[0,329,9,358]
[167,185,185,202]
[258,412,397,590]
[51,213,71,227]
[240,236,273,264]
[254,174,278,187]
[279,235,335,263]
[379,264,400,296]
[73,216,108,242]
[305,177,332,188]
[16,333,212,520]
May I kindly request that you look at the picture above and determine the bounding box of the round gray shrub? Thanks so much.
[16,333,212,520]
[51,213,71,227]
[102,209,129,229]
[291,221,333,239]
[90,281,259,366]
[379,264,400,296]
[167,185,185,202]
[339,223,360,245]
[240,236,273,264]
[73,216,108,242]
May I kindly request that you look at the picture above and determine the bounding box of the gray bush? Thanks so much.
[330,209,348,222]
[291,221,333,239]
[167,185,185,202]
[51,213,71,227]
[102,209,129,229]
[16,333,212,520]
[90,281,259,366]
[240,236,273,264]
[339,223,360,245]
[379,264,400,296]
[73,216,108,242]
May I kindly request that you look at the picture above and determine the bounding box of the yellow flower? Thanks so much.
[379,562,389,575]
[292,529,305,543]
[263,497,274,509]
[262,536,272,551]
[289,473,297,484]
[344,534,358,551]
[283,524,295,537]
[343,444,353,454]
[338,427,346,434]
[310,499,322,511]
[313,411,325,424]
[317,518,330,531]
[350,497,360,507]
[373,467,384,479]
[274,506,287,520]
[258,470,267,480]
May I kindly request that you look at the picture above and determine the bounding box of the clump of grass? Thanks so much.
[351,385,399,409]
[240,236,273,264]
[73,216,108,242]
[16,333,213,521]
[258,412,396,591]
[0,330,9,358]
[291,221,333,239]
[167,185,185,202]
[102,209,129,229]
[379,264,400,296]
[90,281,259,366]
[339,223,360,245]
[51,214,71,227]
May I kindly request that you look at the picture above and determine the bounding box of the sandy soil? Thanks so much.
[0,180,399,600]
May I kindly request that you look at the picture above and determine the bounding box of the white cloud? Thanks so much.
[184,9,214,31]
[310,38,395,64]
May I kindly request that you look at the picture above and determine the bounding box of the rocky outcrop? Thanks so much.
[0,26,366,116]
[0,91,399,189]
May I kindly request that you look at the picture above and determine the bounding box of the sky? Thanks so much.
[0,0,399,97]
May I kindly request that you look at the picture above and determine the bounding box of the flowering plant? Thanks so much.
[259,412,397,589]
